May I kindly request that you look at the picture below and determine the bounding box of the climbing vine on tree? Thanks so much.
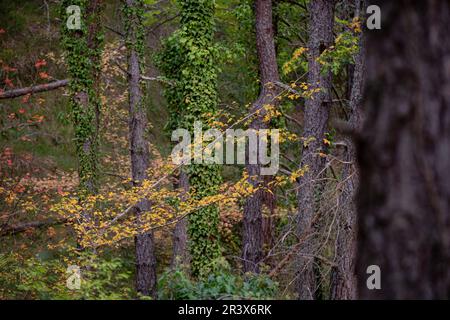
[60,0,104,194]
[158,0,222,277]
[123,0,145,63]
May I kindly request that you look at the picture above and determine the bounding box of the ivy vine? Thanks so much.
[60,0,104,194]
[158,0,223,277]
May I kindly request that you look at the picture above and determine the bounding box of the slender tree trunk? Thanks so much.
[86,0,103,134]
[124,0,156,298]
[330,0,365,300]
[357,0,450,299]
[242,0,280,274]
[296,0,335,300]
[171,169,189,267]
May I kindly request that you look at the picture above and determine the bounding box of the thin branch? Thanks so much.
[105,25,125,37]
[148,13,180,33]
[283,113,303,128]
[273,81,302,96]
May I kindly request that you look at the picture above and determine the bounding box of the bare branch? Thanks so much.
[0,79,69,100]
[0,218,67,237]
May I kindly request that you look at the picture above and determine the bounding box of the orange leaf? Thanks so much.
[38,72,49,79]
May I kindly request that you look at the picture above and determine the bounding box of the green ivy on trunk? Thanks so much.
[60,0,104,195]
[158,0,222,278]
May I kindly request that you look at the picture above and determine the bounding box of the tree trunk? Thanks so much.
[86,0,103,133]
[242,0,280,274]
[61,0,103,195]
[330,0,365,300]
[171,169,189,267]
[124,0,156,298]
[296,0,335,300]
[357,0,450,299]
[158,0,221,278]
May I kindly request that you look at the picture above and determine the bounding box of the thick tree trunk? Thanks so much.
[330,0,365,300]
[125,0,157,298]
[357,0,450,299]
[171,169,189,267]
[242,0,280,274]
[296,0,335,300]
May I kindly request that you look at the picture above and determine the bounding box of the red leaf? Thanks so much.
[38,72,49,79]
[4,77,14,88]
[35,59,47,68]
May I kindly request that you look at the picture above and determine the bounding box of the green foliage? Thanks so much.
[155,30,185,133]
[215,0,259,105]
[158,0,223,277]
[60,0,104,194]
[123,0,146,62]
[158,261,278,300]
[275,0,310,81]
[0,251,132,300]
[0,252,65,299]
[318,18,360,75]
[77,255,133,299]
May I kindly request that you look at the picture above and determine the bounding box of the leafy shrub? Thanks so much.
[0,251,133,299]
[157,260,278,300]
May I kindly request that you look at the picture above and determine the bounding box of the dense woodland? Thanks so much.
[0,0,449,300]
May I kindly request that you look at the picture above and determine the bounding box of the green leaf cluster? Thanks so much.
[158,261,278,299]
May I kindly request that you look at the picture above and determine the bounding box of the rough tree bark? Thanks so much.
[242,0,280,274]
[86,0,103,133]
[296,0,335,300]
[124,0,156,298]
[357,0,450,299]
[330,0,365,300]
[171,169,189,267]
